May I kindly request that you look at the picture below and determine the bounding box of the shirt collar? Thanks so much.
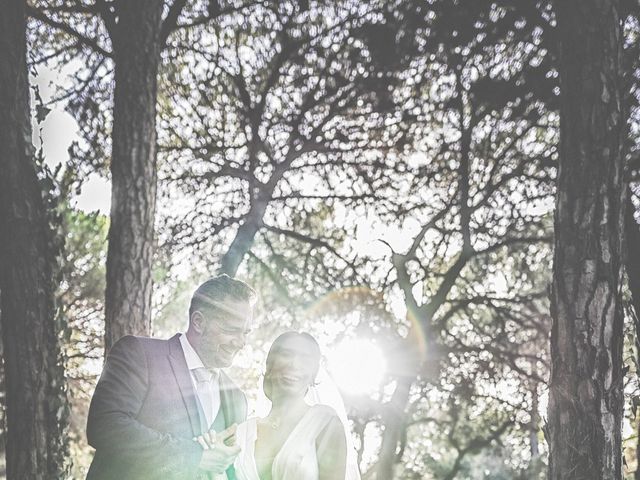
[179,333,207,371]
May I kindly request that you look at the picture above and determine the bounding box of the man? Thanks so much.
[86,274,256,479]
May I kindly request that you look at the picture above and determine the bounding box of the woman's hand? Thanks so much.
[193,424,241,475]
[193,423,238,449]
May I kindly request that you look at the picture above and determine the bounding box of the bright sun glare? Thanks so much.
[327,339,387,395]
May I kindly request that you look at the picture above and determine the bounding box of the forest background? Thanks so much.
[1,0,640,479]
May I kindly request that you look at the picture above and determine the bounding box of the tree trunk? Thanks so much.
[530,380,540,459]
[0,0,68,477]
[547,1,626,478]
[625,194,640,480]
[218,199,269,277]
[626,193,640,331]
[373,376,412,480]
[104,0,164,352]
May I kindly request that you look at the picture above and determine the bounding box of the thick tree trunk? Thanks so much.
[625,194,640,480]
[626,194,640,331]
[547,1,626,478]
[104,0,164,352]
[0,0,68,477]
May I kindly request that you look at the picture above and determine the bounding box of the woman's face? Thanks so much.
[265,335,319,399]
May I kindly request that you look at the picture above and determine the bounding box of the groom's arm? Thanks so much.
[87,335,202,472]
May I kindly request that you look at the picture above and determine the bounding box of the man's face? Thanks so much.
[192,299,253,369]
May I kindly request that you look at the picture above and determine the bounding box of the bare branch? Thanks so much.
[28,5,112,58]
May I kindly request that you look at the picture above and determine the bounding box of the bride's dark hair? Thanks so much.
[263,331,321,401]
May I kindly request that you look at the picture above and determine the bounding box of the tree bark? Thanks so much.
[530,380,540,459]
[547,1,626,478]
[218,198,269,277]
[104,0,165,352]
[0,0,68,476]
[373,376,412,480]
[626,193,640,333]
[625,194,640,480]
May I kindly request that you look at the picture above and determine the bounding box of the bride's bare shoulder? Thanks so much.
[309,403,339,418]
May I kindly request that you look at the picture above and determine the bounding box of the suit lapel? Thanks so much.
[168,334,201,437]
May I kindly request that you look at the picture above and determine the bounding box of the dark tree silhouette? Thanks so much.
[547,0,627,477]
[102,0,167,352]
[0,0,68,476]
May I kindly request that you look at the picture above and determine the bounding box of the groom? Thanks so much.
[86,274,256,480]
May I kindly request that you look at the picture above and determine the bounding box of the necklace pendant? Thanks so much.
[269,417,280,430]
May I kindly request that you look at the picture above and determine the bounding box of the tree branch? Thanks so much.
[27,5,112,58]
[160,0,188,46]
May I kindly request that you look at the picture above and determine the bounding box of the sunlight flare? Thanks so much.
[327,339,387,395]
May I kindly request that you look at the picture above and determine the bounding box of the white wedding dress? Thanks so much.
[234,405,336,480]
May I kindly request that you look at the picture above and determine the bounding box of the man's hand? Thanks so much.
[194,424,238,449]
[194,424,240,473]
[197,443,240,474]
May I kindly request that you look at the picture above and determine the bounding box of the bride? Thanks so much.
[212,331,360,480]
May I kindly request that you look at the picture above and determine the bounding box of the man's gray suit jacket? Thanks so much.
[86,333,247,480]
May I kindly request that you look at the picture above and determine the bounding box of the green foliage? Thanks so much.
[58,205,108,478]
[29,81,73,477]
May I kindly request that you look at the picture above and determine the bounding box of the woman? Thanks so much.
[234,331,348,480]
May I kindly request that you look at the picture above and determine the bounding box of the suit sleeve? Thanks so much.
[86,335,202,472]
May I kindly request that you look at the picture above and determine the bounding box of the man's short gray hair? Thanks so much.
[189,274,257,319]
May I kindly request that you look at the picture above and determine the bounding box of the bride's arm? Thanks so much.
[316,415,347,480]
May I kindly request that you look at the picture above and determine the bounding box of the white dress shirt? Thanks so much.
[179,333,221,428]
